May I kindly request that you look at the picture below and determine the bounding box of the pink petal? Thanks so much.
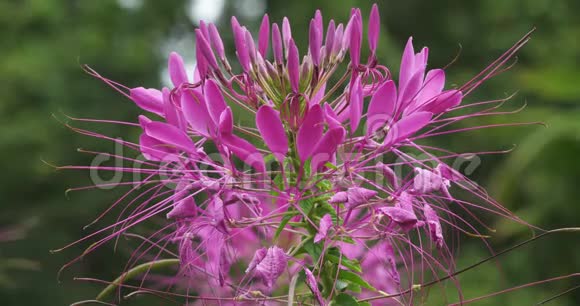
[379,206,418,232]
[256,105,288,160]
[203,79,227,125]
[167,196,197,219]
[282,17,292,51]
[328,191,348,204]
[221,129,265,173]
[208,23,225,60]
[296,105,324,162]
[258,14,270,56]
[311,126,345,170]
[310,82,326,106]
[323,103,342,129]
[181,89,214,137]
[218,106,233,135]
[287,38,300,93]
[195,30,218,70]
[195,42,208,80]
[245,30,257,64]
[332,24,344,56]
[346,187,377,207]
[314,214,333,243]
[272,23,283,64]
[162,87,184,130]
[419,89,463,114]
[366,80,397,135]
[143,121,196,153]
[325,20,336,55]
[398,69,424,111]
[368,4,380,53]
[305,268,325,305]
[139,133,178,161]
[168,52,189,87]
[424,204,444,248]
[309,19,322,66]
[399,37,416,90]
[384,111,432,147]
[130,87,164,116]
[349,76,363,131]
[231,17,250,72]
[417,69,446,103]
[348,13,362,67]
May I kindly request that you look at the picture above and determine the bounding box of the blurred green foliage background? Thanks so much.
[0,0,578,305]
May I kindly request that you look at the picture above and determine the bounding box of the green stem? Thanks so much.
[96,259,179,301]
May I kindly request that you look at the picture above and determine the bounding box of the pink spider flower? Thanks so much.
[57,3,540,305]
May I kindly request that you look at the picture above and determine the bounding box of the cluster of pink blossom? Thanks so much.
[61,4,536,305]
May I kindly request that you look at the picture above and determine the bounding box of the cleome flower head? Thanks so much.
[59,3,538,305]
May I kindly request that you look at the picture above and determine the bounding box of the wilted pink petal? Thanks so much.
[256,105,288,160]
[304,268,325,305]
[424,204,444,248]
[413,167,450,194]
[246,247,267,273]
[345,187,378,207]
[167,196,197,219]
[255,246,288,288]
[329,191,348,204]
[314,214,332,243]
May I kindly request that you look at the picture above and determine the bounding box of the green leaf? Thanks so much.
[299,197,316,214]
[303,240,323,261]
[326,254,362,273]
[316,202,338,223]
[274,210,298,241]
[327,248,362,273]
[338,270,376,290]
[331,293,359,306]
[325,162,339,170]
